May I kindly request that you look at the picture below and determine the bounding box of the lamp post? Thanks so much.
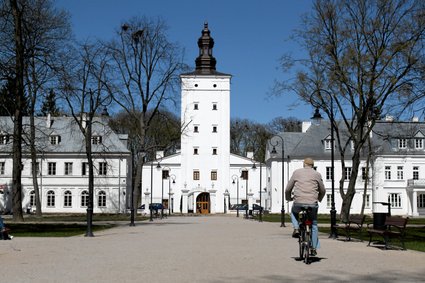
[169,174,176,215]
[232,174,240,217]
[270,135,286,227]
[150,154,162,222]
[161,167,170,219]
[239,167,249,218]
[311,95,337,238]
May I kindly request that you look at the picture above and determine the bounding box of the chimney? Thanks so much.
[412,117,419,122]
[46,113,52,128]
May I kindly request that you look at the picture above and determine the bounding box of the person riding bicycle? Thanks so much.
[285,157,325,256]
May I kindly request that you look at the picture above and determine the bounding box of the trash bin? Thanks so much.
[372,202,391,230]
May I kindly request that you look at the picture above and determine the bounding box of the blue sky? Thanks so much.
[55,0,314,124]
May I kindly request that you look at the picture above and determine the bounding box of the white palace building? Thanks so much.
[1,23,424,217]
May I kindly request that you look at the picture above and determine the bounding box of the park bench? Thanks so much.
[333,214,366,241]
[367,216,409,250]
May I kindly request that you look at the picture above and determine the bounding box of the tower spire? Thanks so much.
[195,22,217,74]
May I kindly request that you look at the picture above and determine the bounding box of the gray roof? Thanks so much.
[268,120,425,161]
[0,116,129,155]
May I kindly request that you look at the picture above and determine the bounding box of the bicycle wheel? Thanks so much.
[298,233,304,259]
[303,230,311,264]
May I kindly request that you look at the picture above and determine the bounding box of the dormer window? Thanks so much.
[50,135,61,145]
[92,135,102,145]
[0,134,9,145]
[398,139,407,149]
[415,138,423,149]
[324,139,332,150]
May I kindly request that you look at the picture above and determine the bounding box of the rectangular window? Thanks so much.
[241,170,248,180]
[193,148,199,155]
[99,162,107,175]
[162,170,169,179]
[65,162,73,175]
[82,162,89,176]
[415,139,423,149]
[0,134,9,145]
[0,162,5,175]
[388,193,401,208]
[194,103,199,110]
[64,191,72,208]
[92,136,102,145]
[397,166,404,180]
[212,126,217,133]
[194,125,199,133]
[326,167,333,180]
[344,167,352,180]
[48,162,56,175]
[212,148,217,155]
[385,166,391,180]
[50,135,60,145]
[326,194,332,209]
[324,139,332,150]
[212,103,217,110]
[418,194,425,208]
[413,166,419,180]
[211,170,217,180]
[398,139,407,149]
[193,170,200,180]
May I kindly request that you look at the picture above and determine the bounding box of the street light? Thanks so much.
[270,135,286,227]
[311,96,337,239]
[232,174,240,217]
[161,167,170,219]
[169,174,176,215]
[239,167,249,218]
[150,154,162,222]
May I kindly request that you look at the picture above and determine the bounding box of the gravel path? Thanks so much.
[1,216,424,282]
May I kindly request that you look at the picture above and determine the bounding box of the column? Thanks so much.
[181,189,189,214]
[209,189,217,214]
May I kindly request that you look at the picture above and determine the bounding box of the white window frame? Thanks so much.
[344,167,352,181]
[81,190,89,207]
[98,162,107,175]
[398,139,407,149]
[326,167,333,180]
[98,190,107,207]
[385,166,391,180]
[413,166,419,180]
[64,190,72,208]
[388,193,402,208]
[324,139,332,150]
[65,162,73,176]
[0,162,5,175]
[47,190,55,207]
[397,166,404,180]
[415,138,423,149]
[48,162,56,175]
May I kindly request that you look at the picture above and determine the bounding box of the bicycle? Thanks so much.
[298,206,314,264]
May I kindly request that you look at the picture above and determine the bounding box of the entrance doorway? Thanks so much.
[196,192,210,214]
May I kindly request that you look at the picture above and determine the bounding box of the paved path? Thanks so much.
[1,216,424,282]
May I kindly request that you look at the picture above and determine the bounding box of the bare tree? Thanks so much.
[60,42,112,236]
[106,17,187,213]
[23,0,71,217]
[277,0,425,220]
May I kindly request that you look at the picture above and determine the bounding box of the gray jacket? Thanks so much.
[285,166,326,204]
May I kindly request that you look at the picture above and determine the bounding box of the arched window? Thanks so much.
[47,190,55,207]
[81,190,89,207]
[98,190,106,207]
[29,190,35,206]
[64,190,72,208]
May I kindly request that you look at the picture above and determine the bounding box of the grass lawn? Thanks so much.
[261,213,425,252]
[2,213,148,237]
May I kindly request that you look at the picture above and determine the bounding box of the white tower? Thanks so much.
[180,23,231,214]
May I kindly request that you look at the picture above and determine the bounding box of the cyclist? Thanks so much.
[285,157,325,256]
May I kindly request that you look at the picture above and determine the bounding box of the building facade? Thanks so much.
[265,118,425,217]
[141,23,266,215]
[0,115,130,214]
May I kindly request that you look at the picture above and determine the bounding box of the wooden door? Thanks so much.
[196,192,210,214]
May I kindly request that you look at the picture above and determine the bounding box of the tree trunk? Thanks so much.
[10,0,25,222]
[30,114,42,217]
